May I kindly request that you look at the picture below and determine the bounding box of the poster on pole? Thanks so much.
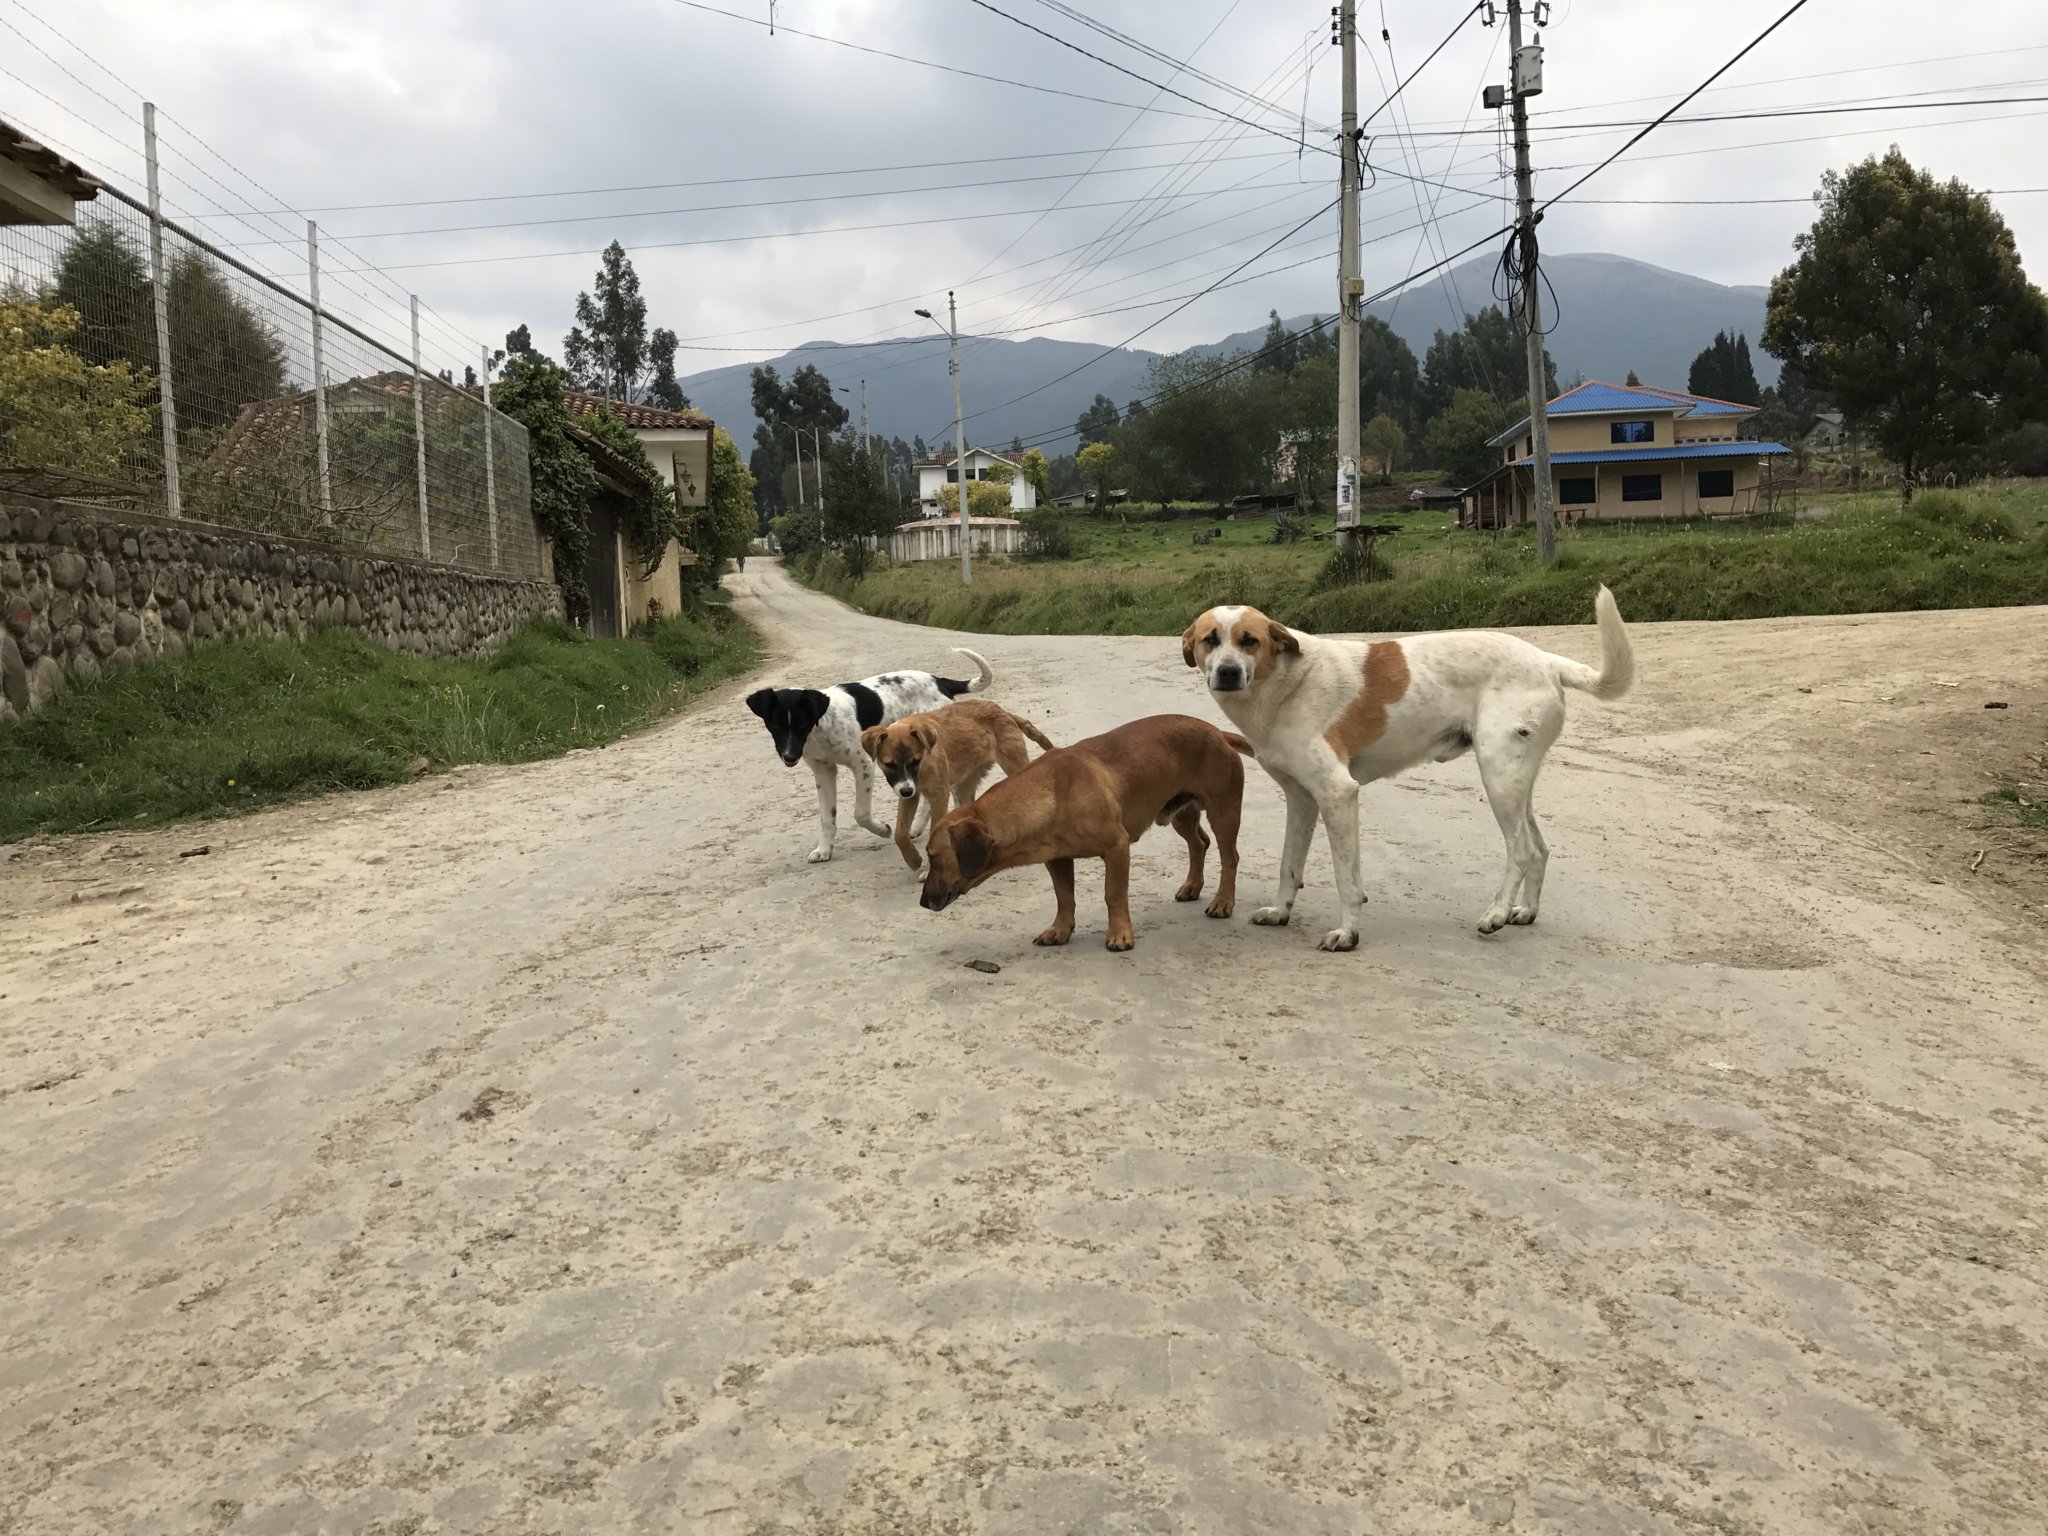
[1336,456,1357,523]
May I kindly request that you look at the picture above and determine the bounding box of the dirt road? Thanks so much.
[4,563,2045,1535]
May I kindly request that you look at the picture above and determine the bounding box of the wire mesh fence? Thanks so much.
[0,156,539,582]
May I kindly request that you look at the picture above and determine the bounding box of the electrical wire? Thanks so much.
[960,0,1329,156]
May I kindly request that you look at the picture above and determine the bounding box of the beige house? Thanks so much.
[561,392,713,634]
[1461,381,1789,529]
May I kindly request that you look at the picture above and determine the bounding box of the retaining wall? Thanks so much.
[0,494,561,726]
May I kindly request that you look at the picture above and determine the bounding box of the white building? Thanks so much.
[892,515,1022,564]
[912,446,1039,517]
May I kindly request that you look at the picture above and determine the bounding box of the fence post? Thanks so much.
[410,295,430,560]
[481,345,499,570]
[306,220,333,522]
[142,103,183,518]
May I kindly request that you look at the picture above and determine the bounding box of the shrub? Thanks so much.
[1019,508,1075,561]
[770,505,822,557]
[1908,488,2020,543]
[1317,541,1392,589]
[1270,514,1308,544]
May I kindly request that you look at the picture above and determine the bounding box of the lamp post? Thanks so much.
[916,295,971,587]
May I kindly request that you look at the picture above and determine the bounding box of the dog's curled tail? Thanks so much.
[952,647,995,694]
[1555,585,1635,701]
[1013,713,1057,753]
[1221,731,1256,758]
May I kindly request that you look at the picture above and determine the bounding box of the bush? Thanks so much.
[770,506,822,557]
[1993,422,2048,477]
[1270,514,1308,544]
[1019,508,1075,561]
[1909,488,2020,543]
[1317,541,1392,589]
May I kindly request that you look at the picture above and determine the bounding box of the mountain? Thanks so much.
[675,253,1773,452]
[1198,254,1777,394]
[674,336,1159,459]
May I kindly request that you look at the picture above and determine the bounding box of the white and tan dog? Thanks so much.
[1182,589,1634,950]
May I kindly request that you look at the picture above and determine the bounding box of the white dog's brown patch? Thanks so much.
[1323,641,1411,758]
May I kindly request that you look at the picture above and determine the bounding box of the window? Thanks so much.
[1697,468,1735,499]
[1611,419,1657,444]
[945,467,959,482]
[1558,476,1596,505]
[1621,473,1662,503]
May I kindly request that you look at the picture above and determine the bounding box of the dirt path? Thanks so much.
[4,564,2044,1535]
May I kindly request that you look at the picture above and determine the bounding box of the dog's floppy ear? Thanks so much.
[1267,620,1301,656]
[953,817,995,881]
[801,689,832,724]
[911,722,937,752]
[859,725,887,760]
[745,688,775,720]
[1180,612,1210,669]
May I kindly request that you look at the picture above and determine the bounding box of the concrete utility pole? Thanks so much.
[917,295,972,586]
[787,422,805,511]
[1334,0,1363,555]
[1507,0,1558,560]
[812,427,826,518]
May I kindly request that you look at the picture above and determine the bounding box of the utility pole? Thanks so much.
[788,422,805,512]
[1334,1,1363,555]
[859,379,869,453]
[812,427,826,518]
[917,296,972,586]
[1506,0,1557,559]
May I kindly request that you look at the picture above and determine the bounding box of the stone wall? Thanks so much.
[0,495,562,726]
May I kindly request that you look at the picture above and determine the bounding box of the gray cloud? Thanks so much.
[10,0,2045,389]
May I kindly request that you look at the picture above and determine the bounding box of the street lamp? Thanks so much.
[916,294,971,587]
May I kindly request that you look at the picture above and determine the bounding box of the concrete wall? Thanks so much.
[891,517,1023,563]
[1,495,561,727]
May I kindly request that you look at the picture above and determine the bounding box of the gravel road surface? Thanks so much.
[4,563,2044,1535]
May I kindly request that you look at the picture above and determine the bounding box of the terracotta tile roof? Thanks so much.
[561,390,713,431]
[0,119,100,201]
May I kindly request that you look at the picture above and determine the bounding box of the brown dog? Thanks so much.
[861,699,1056,870]
[919,714,1252,951]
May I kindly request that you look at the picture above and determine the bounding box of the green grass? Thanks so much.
[1983,785,2048,831]
[797,481,2048,635]
[0,601,759,841]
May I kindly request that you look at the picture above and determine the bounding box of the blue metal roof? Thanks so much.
[1488,380,1760,446]
[1548,381,1690,416]
[1507,440,1790,467]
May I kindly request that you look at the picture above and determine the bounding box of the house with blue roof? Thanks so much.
[1459,380,1790,528]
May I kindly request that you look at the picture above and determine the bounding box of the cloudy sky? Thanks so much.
[6,0,2044,395]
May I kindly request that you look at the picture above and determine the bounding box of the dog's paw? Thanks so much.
[1033,926,1072,947]
[1104,929,1135,953]
[1173,881,1202,902]
[806,846,834,864]
[1205,897,1234,920]
[1249,905,1292,927]
[1477,908,1508,934]
[1316,927,1360,952]
[1508,905,1538,926]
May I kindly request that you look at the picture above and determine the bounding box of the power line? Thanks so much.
[323,183,1302,275]
[1539,0,1820,211]
[1026,0,1322,127]
[225,146,1304,246]
[951,197,1340,431]
[961,0,1329,156]
[653,0,1280,127]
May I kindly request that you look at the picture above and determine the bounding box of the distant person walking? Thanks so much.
[736,553,747,572]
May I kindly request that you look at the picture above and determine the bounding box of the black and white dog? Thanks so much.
[747,649,994,862]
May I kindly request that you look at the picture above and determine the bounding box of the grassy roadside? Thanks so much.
[796,483,2048,635]
[0,600,758,841]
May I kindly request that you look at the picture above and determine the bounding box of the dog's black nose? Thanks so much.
[781,754,800,767]
[1212,664,1243,691]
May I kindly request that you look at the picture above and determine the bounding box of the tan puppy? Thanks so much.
[1183,588,1634,949]
[861,698,1055,870]
[919,714,1252,952]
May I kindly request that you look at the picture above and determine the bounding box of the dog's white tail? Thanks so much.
[1553,586,1635,701]
[953,647,995,693]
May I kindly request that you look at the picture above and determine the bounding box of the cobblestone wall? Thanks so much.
[0,495,561,726]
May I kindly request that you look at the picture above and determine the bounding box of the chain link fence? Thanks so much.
[0,155,539,582]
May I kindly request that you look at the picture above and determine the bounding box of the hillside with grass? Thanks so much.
[792,484,2048,636]
[1,601,757,841]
